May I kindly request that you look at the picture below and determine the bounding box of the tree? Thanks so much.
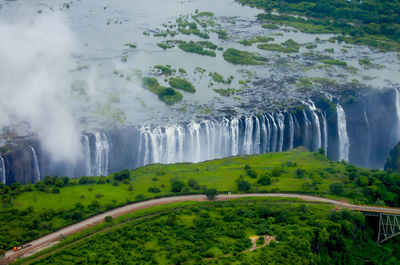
[104,216,113,222]
[171,179,185,192]
[188,178,198,188]
[329,182,344,195]
[258,175,271,186]
[205,188,218,200]
[237,179,251,191]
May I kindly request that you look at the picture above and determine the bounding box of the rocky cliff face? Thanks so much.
[1,88,400,185]
[384,141,400,173]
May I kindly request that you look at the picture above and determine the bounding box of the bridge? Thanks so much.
[353,209,400,244]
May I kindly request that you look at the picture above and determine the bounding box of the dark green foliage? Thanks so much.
[168,77,196,93]
[223,48,268,65]
[188,178,198,188]
[104,215,113,222]
[171,179,185,192]
[148,187,161,193]
[258,175,272,186]
[296,168,306,178]
[205,188,218,200]
[329,182,344,195]
[237,178,251,191]
[113,169,130,181]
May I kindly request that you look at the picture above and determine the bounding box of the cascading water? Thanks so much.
[303,100,321,151]
[268,114,278,152]
[93,132,110,176]
[322,112,328,154]
[82,135,91,176]
[276,113,285,152]
[337,105,350,162]
[0,156,5,185]
[29,145,41,182]
[288,114,294,150]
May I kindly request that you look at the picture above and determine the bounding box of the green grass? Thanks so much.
[223,48,268,65]
[320,59,347,67]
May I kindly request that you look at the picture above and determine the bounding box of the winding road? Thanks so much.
[2,193,400,264]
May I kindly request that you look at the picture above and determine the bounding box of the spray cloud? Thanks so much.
[0,9,82,163]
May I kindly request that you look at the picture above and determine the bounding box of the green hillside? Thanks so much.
[1,149,399,250]
[16,199,400,264]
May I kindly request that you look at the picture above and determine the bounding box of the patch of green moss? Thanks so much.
[169,77,196,93]
[223,48,268,65]
[320,59,347,67]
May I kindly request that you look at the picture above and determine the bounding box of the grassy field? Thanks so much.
[12,149,343,211]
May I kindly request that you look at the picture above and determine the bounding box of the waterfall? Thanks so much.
[337,105,350,162]
[302,100,321,151]
[243,116,253,155]
[254,116,261,154]
[265,114,271,152]
[0,156,5,185]
[93,132,110,176]
[29,145,41,182]
[230,118,239,156]
[322,112,328,155]
[276,113,285,152]
[260,115,268,153]
[302,110,311,148]
[82,135,91,176]
[268,114,278,152]
[288,114,294,150]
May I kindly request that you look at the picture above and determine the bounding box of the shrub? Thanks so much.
[205,188,218,200]
[148,187,161,193]
[104,216,113,222]
[171,179,185,192]
[188,178,198,188]
[258,175,272,186]
[329,182,344,195]
[237,179,251,191]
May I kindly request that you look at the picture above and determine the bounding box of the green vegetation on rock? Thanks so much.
[223,48,268,65]
[257,39,300,53]
[142,77,183,105]
[178,41,217,57]
[238,0,400,52]
[168,77,196,93]
[238,36,274,46]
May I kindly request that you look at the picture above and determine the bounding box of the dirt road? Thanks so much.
[3,193,400,264]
